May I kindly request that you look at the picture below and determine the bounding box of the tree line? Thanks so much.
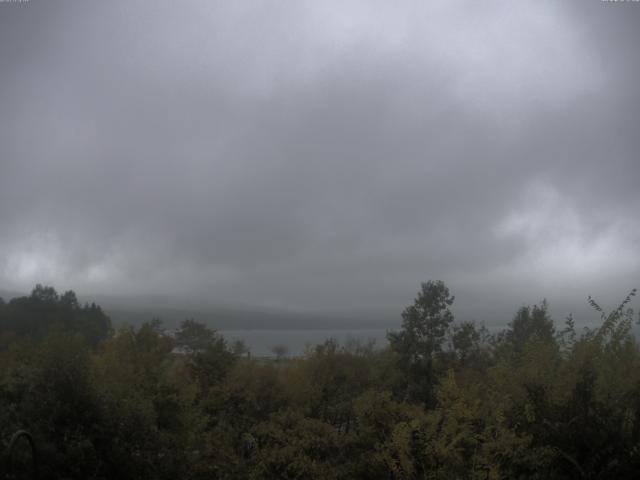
[1,281,639,479]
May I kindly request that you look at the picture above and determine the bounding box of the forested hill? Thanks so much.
[0,285,111,348]
[1,282,640,479]
[102,305,392,331]
[1,289,394,330]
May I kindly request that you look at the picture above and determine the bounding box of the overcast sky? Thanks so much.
[1,0,639,323]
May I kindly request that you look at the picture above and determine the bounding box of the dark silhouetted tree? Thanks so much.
[501,300,555,355]
[271,344,289,360]
[388,280,455,405]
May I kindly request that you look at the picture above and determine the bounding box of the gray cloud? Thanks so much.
[0,0,638,323]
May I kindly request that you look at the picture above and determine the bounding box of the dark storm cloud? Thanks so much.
[1,0,639,321]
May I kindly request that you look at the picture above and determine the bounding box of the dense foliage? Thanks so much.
[1,282,640,479]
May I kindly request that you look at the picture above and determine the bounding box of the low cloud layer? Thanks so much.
[1,0,639,323]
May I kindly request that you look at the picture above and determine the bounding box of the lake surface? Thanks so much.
[220,328,390,356]
[223,322,611,357]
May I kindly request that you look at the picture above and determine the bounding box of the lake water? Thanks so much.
[220,328,390,357]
